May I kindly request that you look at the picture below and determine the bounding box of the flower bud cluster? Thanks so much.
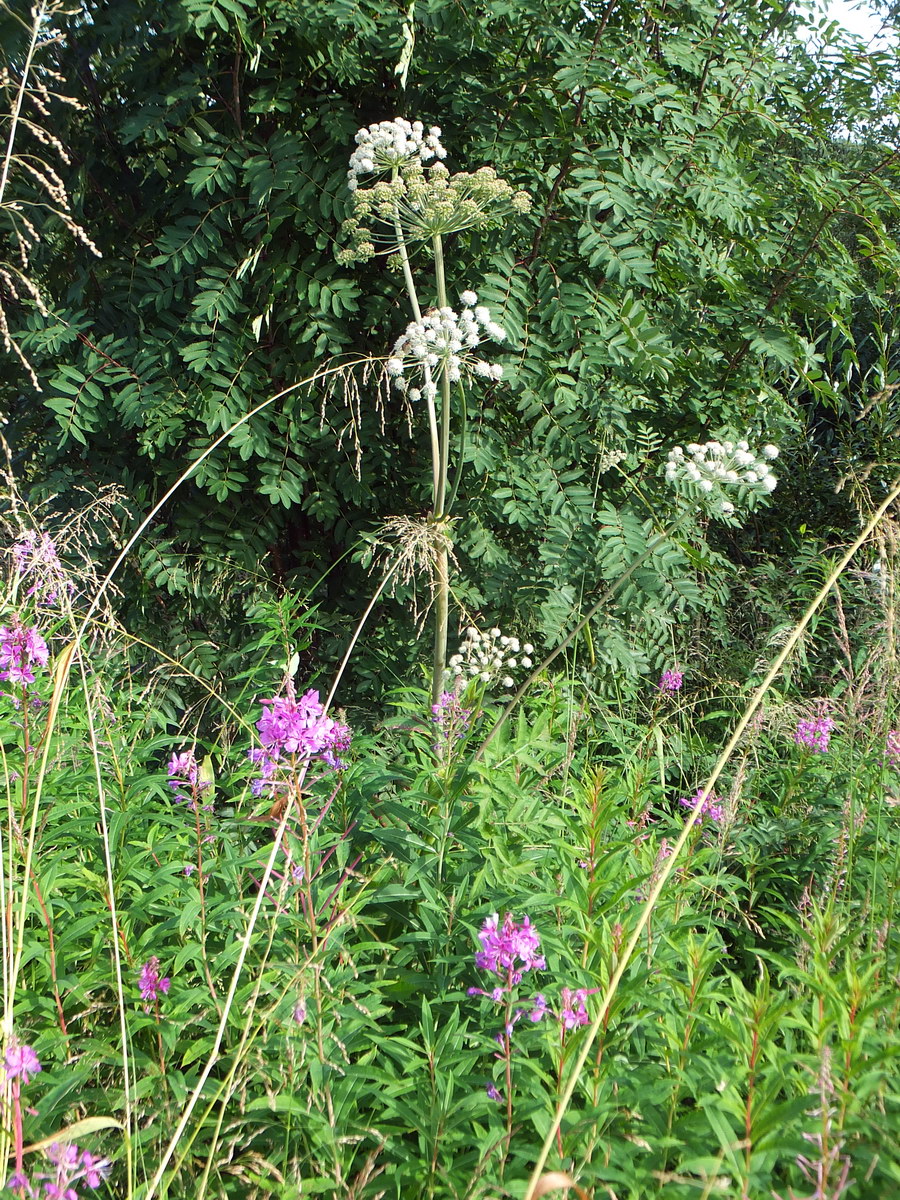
[448,626,534,689]
[388,293,506,398]
[664,439,779,518]
[338,118,530,263]
[347,118,446,190]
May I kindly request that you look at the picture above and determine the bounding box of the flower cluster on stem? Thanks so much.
[387,294,506,396]
[679,788,724,825]
[664,438,779,518]
[431,688,471,765]
[794,714,835,754]
[138,956,170,1006]
[167,750,212,813]
[658,669,683,692]
[0,622,48,687]
[448,626,533,689]
[340,117,529,262]
[11,531,73,607]
[9,1142,109,1199]
[347,119,446,190]
[248,685,351,795]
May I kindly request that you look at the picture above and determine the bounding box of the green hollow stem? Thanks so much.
[433,235,451,517]
[390,182,440,504]
[432,233,452,704]
[445,380,468,513]
[431,546,450,706]
[521,476,900,1199]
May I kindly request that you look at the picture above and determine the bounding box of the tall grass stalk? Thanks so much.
[75,652,134,1190]
[523,474,900,1199]
[0,2,47,210]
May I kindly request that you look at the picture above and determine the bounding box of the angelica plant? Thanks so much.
[339,118,531,703]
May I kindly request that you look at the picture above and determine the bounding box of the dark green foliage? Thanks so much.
[4,0,900,698]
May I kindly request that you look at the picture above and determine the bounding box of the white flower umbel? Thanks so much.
[448,626,534,689]
[348,118,446,190]
[389,293,506,396]
[664,437,779,518]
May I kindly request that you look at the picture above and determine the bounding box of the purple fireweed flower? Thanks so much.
[257,689,349,759]
[11,532,74,609]
[77,1152,108,1190]
[167,749,212,811]
[31,1142,109,1198]
[529,993,549,1022]
[679,789,724,825]
[560,987,590,1030]
[4,1042,41,1085]
[12,531,59,574]
[658,669,683,692]
[0,624,49,687]
[486,1082,502,1101]
[250,687,351,788]
[167,751,200,789]
[432,689,472,754]
[886,731,900,770]
[138,957,170,1005]
[794,714,835,754]
[474,912,545,984]
[293,996,307,1024]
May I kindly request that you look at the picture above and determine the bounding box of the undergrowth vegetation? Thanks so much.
[3,490,900,1200]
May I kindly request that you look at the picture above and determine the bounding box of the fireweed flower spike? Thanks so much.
[795,714,835,754]
[11,530,74,607]
[658,669,683,692]
[560,988,590,1030]
[248,684,351,794]
[4,1042,41,1084]
[473,912,545,984]
[138,957,171,1005]
[886,730,900,769]
[0,622,49,686]
[432,689,471,752]
[664,437,779,518]
[22,1142,110,1198]
[679,788,725,825]
[167,750,201,789]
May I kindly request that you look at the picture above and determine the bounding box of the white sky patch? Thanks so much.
[802,0,898,47]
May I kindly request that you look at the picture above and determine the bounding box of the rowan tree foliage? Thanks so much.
[4,0,900,692]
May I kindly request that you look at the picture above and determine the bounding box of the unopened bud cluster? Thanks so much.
[338,118,530,263]
[448,626,534,689]
[347,119,446,190]
[387,293,506,397]
[664,439,779,517]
